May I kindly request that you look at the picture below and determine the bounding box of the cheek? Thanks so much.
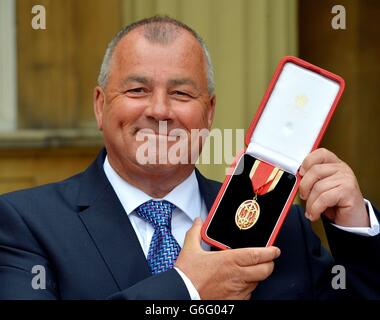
[176,104,210,130]
[104,98,145,130]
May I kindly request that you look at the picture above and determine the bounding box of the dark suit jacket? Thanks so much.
[0,149,379,300]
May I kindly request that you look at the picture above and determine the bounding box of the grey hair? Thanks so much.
[97,15,215,95]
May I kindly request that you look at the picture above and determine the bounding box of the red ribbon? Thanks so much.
[250,161,278,195]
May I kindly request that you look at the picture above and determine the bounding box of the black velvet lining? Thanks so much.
[206,153,297,248]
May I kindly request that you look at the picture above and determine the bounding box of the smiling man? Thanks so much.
[93,19,215,198]
[0,16,379,300]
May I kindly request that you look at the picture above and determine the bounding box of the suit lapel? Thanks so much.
[195,169,221,212]
[76,150,222,290]
[77,150,150,291]
[195,169,222,252]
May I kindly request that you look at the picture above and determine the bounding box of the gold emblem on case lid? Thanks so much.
[295,95,308,108]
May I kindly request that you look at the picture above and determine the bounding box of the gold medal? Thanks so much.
[235,159,284,230]
[235,195,260,230]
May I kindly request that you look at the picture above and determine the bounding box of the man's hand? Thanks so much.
[175,218,280,300]
[299,148,369,228]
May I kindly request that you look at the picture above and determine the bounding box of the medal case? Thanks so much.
[201,56,345,250]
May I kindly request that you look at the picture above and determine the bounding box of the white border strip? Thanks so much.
[0,0,17,131]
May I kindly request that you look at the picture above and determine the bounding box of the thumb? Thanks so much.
[183,217,203,251]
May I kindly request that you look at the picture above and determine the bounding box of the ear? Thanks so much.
[93,86,106,130]
[207,95,216,129]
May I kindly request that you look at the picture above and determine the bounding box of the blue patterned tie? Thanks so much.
[135,200,181,275]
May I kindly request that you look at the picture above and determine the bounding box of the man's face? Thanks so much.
[94,28,215,175]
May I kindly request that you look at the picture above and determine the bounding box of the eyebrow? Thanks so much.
[122,75,198,90]
[122,75,152,86]
[167,78,197,89]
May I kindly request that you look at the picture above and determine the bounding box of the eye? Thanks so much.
[174,91,189,96]
[127,87,147,94]
[172,91,193,100]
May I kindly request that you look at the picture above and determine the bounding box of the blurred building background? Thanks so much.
[0,0,379,244]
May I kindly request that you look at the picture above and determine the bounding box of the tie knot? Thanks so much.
[135,200,176,228]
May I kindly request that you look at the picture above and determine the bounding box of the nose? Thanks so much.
[145,90,172,122]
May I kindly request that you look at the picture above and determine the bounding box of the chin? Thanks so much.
[139,162,185,175]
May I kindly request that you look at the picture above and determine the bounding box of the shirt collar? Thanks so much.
[103,156,202,222]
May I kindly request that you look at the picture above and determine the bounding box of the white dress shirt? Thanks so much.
[104,156,379,300]
[103,156,207,299]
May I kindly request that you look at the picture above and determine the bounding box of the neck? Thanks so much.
[107,155,194,198]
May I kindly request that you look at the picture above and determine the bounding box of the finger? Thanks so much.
[305,175,341,217]
[300,148,341,176]
[230,289,252,300]
[307,186,342,222]
[299,163,341,200]
[239,283,258,300]
[234,246,280,267]
[243,293,252,301]
[241,261,275,283]
[229,284,257,300]
[182,217,203,251]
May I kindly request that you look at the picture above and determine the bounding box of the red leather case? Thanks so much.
[201,56,345,250]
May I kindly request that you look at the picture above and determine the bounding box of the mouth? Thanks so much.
[137,129,171,137]
[136,128,186,139]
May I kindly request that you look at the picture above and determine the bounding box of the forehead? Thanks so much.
[110,27,206,80]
